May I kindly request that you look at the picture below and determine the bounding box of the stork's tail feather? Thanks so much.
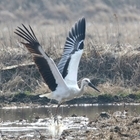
[39,93,52,98]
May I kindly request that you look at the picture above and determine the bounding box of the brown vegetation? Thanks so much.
[0,0,140,97]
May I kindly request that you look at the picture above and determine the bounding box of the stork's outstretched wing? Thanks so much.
[57,18,86,85]
[15,25,68,92]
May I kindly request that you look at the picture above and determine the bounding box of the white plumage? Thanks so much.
[15,18,100,113]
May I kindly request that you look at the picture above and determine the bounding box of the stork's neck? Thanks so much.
[80,80,86,92]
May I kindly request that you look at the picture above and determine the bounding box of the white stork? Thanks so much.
[15,18,100,116]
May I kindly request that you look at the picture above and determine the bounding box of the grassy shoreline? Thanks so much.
[0,92,140,108]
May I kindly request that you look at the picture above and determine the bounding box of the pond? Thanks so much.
[0,103,140,139]
[0,103,140,122]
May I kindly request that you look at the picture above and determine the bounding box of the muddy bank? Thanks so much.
[0,93,140,107]
[60,112,140,140]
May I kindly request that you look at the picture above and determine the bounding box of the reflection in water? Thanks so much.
[0,104,140,122]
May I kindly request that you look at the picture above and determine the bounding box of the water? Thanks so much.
[0,104,140,139]
[0,103,140,122]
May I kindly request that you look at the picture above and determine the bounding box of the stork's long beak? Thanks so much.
[88,82,100,92]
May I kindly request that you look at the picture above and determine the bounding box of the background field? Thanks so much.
[0,0,140,97]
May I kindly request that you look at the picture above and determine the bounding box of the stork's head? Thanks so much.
[82,78,100,92]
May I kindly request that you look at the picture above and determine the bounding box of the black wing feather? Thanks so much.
[15,25,57,91]
[33,56,57,91]
[57,17,86,78]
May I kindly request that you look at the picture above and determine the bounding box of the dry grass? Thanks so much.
[0,21,140,96]
[0,0,140,95]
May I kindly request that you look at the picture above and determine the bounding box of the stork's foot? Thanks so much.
[54,115,59,124]
[53,103,63,124]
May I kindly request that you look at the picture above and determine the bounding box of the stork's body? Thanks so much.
[42,79,82,103]
[15,18,100,114]
[46,84,80,103]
